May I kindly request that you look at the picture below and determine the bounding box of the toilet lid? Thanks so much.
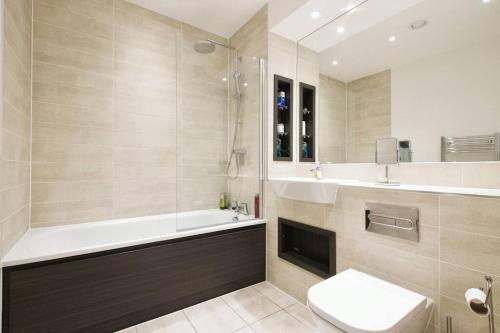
[308,269,427,333]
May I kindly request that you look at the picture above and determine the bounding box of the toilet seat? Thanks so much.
[308,269,427,333]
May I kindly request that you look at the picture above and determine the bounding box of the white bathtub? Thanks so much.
[2,209,265,267]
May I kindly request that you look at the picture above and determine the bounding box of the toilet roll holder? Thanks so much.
[467,276,495,333]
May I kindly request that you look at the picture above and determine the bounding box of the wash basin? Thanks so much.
[269,177,349,204]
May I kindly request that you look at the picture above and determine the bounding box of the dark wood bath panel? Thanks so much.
[2,224,266,333]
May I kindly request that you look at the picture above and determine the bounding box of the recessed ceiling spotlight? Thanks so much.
[481,0,492,3]
[409,19,428,30]
[243,82,248,87]
[332,60,339,66]
[222,77,227,82]
[388,35,397,42]
[311,11,320,19]
[337,26,345,34]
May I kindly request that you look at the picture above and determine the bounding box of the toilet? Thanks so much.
[308,269,434,333]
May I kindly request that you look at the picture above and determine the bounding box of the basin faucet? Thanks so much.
[310,163,323,180]
[231,201,249,221]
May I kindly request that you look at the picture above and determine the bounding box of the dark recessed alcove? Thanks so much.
[278,218,336,278]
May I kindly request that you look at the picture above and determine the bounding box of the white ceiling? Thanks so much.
[125,0,268,38]
[271,0,368,42]
[314,0,500,81]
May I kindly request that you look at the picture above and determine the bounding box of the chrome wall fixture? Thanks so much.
[465,276,495,333]
[441,132,500,162]
[365,202,419,242]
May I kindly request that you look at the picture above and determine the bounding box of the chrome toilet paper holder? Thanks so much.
[466,276,495,333]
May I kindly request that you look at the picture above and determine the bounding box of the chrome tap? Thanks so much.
[231,201,249,221]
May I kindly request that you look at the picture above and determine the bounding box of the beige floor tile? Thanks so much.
[234,327,256,333]
[284,303,315,331]
[251,310,312,333]
[253,282,297,308]
[222,286,281,324]
[136,311,195,333]
[184,297,246,333]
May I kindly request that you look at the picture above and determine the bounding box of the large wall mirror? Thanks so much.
[277,0,500,163]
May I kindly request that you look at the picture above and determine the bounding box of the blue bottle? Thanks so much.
[277,91,287,110]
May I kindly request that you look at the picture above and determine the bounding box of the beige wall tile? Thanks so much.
[0,0,32,259]
[34,1,113,40]
[337,235,439,291]
[440,228,500,276]
[32,162,112,182]
[35,0,114,22]
[33,82,112,109]
[33,61,113,93]
[32,142,112,163]
[462,162,500,189]
[34,39,113,74]
[32,102,113,129]
[34,22,113,58]
[31,181,112,203]
[440,195,500,237]
[31,199,113,226]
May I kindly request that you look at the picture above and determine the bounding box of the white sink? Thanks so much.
[269,177,350,204]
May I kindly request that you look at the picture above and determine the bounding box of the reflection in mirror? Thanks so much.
[292,0,500,163]
[376,138,398,165]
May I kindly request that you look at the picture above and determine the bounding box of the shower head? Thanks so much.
[194,40,216,54]
[193,39,235,54]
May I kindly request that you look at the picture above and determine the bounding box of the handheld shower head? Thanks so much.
[233,70,241,97]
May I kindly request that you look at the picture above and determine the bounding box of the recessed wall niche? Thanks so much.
[299,82,316,162]
[273,75,293,161]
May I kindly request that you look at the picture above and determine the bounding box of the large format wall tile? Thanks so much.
[1,0,32,258]
[30,0,231,225]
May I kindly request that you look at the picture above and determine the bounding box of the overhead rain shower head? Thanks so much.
[193,39,235,54]
[194,40,216,54]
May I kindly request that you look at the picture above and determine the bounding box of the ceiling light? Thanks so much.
[311,11,320,19]
[388,36,397,42]
[481,0,492,3]
[243,82,248,87]
[409,19,428,30]
[337,26,345,34]
[222,77,227,82]
[332,60,339,66]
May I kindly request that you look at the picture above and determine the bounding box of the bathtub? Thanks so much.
[2,209,266,333]
[2,209,264,267]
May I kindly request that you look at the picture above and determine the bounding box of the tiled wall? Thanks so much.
[30,0,229,226]
[227,6,267,214]
[266,184,500,333]
[1,0,32,257]
[346,70,391,163]
[319,74,346,163]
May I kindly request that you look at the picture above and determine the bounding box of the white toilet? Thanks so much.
[307,269,434,333]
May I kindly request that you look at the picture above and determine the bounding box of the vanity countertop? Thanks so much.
[269,177,500,199]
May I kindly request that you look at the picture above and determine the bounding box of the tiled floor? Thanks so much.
[118,282,315,333]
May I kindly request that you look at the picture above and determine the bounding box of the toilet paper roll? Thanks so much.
[465,288,489,317]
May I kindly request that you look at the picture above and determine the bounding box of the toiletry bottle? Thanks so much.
[303,141,308,158]
[276,138,283,157]
[219,193,226,209]
[310,163,322,180]
[277,91,287,110]
[254,194,260,219]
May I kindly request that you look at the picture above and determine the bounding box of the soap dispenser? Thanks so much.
[310,163,322,180]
